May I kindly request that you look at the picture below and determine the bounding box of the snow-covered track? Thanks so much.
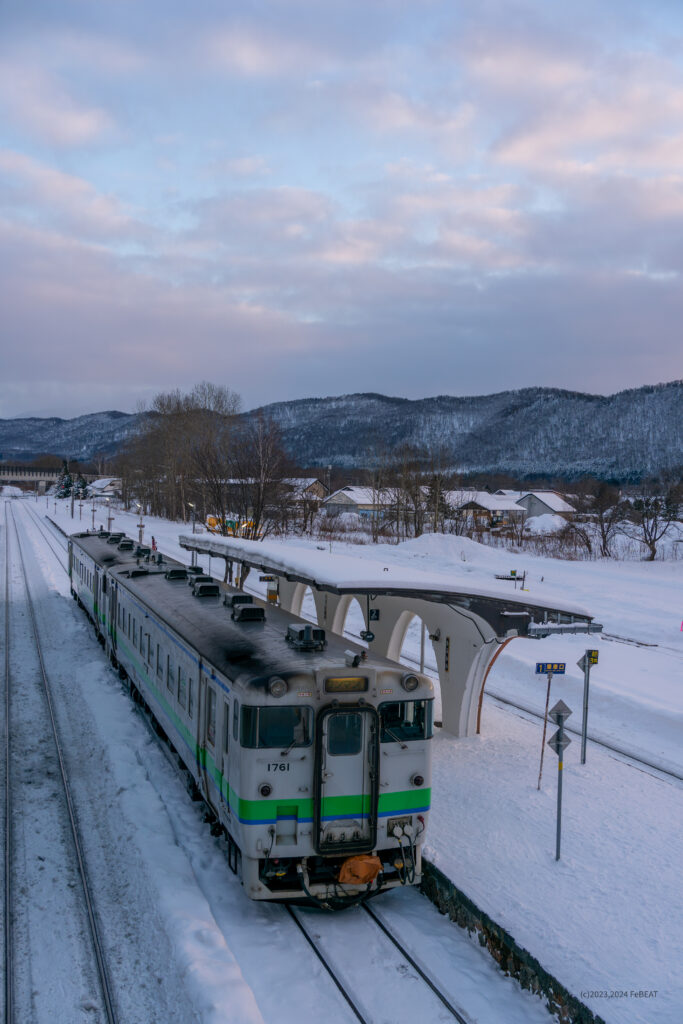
[4,504,119,1024]
[21,504,68,568]
[3,504,14,1023]
[486,691,683,785]
[393,642,683,785]
[286,902,471,1024]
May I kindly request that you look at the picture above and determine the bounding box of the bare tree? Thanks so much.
[624,480,680,560]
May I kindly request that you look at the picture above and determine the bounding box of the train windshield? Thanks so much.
[379,700,433,743]
[240,705,313,749]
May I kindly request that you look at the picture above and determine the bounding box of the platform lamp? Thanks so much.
[136,502,144,544]
[106,497,113,532]
[91,498,96,531]
[188,502,197,566]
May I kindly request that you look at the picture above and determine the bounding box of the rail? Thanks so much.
[7,505,118,1024]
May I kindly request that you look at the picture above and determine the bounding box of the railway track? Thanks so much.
[2,502,118,1024]
[394,642,683,786]
[286,901,471,1024]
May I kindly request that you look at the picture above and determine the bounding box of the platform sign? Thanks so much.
[369,608,380,621]
[547,731,571,755]
[536,662,566,674]
[259,575,276,582]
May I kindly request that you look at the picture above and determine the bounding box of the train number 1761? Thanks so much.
[267,762,290,772]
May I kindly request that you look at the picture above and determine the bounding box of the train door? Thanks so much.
[220,698,231,815]
[314,706,379,855]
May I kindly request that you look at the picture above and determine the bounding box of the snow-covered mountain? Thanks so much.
[1,382,680,479]
[0,410,145,462]
[250,381,682,479]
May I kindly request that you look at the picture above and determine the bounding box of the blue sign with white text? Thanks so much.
[536,662,566,674]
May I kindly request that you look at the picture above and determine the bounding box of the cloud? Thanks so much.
[0,150,140,240]
[0,63,114,146]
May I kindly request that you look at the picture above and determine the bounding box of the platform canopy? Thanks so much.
[178,534,600,737]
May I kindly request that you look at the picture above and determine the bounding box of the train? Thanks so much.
[68,529,434,908]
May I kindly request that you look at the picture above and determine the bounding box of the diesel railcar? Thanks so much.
[69,530,433,907]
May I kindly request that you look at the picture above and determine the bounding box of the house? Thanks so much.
[444,490,526,527]
[322,486,392,518]
[495,489,575,518]
[88,477,122,498]
[282,478,328,502]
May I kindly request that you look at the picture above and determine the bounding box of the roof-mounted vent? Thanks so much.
[118,539,135,551]
[231,605,265,623]
[165,568,188,581]
[188,574,212,587]
[106,533,124,545]
[225,593,253,609]
[192,582,220,597]
[286,623,326,651]
[129,568,149,578]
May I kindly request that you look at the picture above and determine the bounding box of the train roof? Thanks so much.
[70,531,415,689]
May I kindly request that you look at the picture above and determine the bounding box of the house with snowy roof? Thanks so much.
[444,490,526,527]
[322,486,392,518]
[88,477,122,498]
[495,489,576,518]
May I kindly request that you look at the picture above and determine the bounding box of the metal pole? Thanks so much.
[581,657,591,765]
[537,671,552,790]
[420,621,425,674]
[556,714,565,860]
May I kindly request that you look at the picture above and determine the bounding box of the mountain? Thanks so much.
[249,381,682,480]
[0,410,144,463]
[1,382,680,480]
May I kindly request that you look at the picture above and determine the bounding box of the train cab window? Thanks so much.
[207,687,217,747]
[233,700,239,742]
[166,656,173,691]
[177,666,187,708]
[328,712,362,756]
[223,702,230,753]
[379,700,433,743]
[240,706,312,750]
[188,679,194,719]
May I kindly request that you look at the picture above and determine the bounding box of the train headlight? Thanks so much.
[411,774,425,787]
[259,783,273,797]
[401,673,420,692]
[268,676,288,698]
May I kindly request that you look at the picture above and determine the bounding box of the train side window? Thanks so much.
[379,700,434,743]
[188,679,194,719]
[233,699,239,742]
[166,655,173,691]
[177,666,187,708]
[146,635,151,663]
[223,702,230,753]
[133,619,137,645]
[207,687,216,747]
[127,612,131,637]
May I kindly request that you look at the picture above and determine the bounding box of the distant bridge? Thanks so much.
[0,465,97,493]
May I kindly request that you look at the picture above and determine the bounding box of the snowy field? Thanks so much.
[19,497,683,1023]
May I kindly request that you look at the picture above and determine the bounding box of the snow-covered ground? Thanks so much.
[29,498,683,1023]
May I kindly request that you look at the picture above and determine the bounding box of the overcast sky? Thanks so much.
[1,0,682,417]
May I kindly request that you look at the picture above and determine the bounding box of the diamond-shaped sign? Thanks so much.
[547,730,572,755]
[577,654,587,671]
[549,699,573,724]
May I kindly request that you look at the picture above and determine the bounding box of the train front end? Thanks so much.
[238,660,433,908]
